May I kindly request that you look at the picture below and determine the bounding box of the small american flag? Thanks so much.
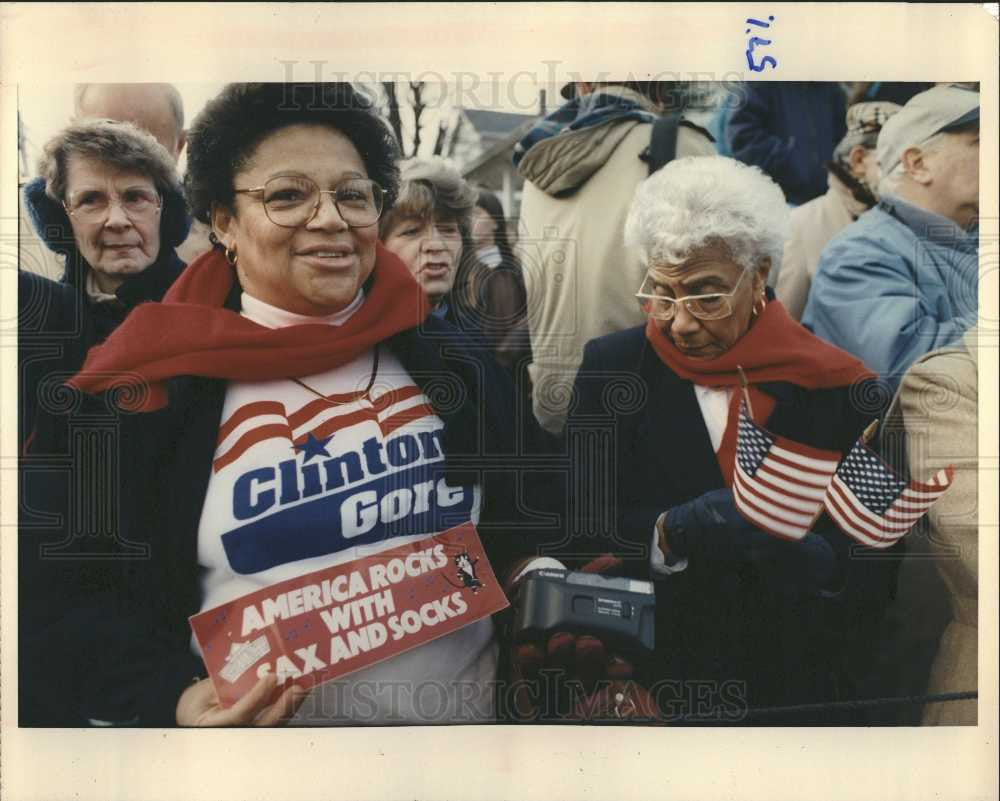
[733,402,841,540]
[823,437,954,548]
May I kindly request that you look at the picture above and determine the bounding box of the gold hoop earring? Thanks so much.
[224,246,238,267]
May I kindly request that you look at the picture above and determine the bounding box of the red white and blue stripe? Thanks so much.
[732,401,841,540]
[823,437,954,548]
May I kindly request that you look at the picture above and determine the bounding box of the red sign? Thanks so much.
[189,523,509,708]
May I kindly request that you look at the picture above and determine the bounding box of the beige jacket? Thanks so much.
[889,329,979,724]
[516,87,715,433]
[19,186,66,281]
[775,172,869,321]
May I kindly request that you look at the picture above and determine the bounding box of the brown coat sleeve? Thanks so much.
[893,341,978,724]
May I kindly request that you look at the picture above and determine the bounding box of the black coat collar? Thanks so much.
[634,335,727,495]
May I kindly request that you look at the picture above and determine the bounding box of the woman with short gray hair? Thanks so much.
[19,118,190,727]
[563,155,898,722]
[24,117,189,321]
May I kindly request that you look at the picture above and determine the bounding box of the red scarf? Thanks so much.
[645,298,874,483]
[68,244,430,412]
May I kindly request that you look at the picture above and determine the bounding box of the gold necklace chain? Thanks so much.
[290,345,380,406]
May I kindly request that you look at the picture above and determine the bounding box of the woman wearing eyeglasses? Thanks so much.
[564,156,899,723]
[24,119,188,327]
[20,119,189,440]
[68,83,525,727]
[18,120,190,726]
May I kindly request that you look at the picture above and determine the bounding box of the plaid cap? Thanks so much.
[876,84,980,176]
[833,101,901,161]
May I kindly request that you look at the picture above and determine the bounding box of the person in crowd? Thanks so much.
[20,119,190,449]
[562,156,896,722]
[18,119,189,726]
[469,188,532,373]
[775,101,900,319]
[378,157,485,335]
[19,84,211,283]
[23,120,189,348]
[886,327,979,725]
[74,82,214,264]
[65,83,530,727]
[74,83,187,161]
[802,85,979,391]
[727,81,847,206]
[514,80,715,434]
[705,83,738,158]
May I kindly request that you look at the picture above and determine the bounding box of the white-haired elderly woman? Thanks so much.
[562,156,898,723]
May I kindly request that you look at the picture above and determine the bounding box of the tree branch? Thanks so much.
[382,82,406,157]
[410,82,426,157]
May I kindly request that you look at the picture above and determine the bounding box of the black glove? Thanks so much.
[661,488,837,593]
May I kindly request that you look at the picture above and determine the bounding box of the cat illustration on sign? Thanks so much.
[454,552,483,593]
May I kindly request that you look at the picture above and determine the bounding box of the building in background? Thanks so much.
[459,108,537,223]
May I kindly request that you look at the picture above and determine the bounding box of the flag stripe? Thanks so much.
[213,422,294,473]
[377,393,433,423]
[829,477,911,534]
[735,464,820,512]
[828,478,914,540]
[371,385,426,413]
[764,450,839,484]
[759,458,834,488]
[754,468,829,506]
[218,408,374,471]
[732,400,838,540]
[285,386,424,431]
[734,474,816,527]
[821,433,953,548]
[218,414,291,455]
[214,391,437,474]
[885,501,937,519]
[883,509,931,526]
[382,403,438,436]
[304,408,383,444]
[735,463,820,523]
[286,393,366,430]
[893,496,942,511]
[770,444,840,472]
[733,485,809,540]
[755,466,830,501]
[823,486,895,548]
[217,400,286,444]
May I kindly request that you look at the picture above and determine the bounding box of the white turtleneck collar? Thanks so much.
[240,290,364,329]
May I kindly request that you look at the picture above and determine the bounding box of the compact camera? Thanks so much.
[512,569,655,654]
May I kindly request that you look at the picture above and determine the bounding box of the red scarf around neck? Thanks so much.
[645,298,874,483]
[67,244,430,412]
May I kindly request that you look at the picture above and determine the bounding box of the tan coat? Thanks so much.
[889,329,979,724]
[19,185,66,281]
[517,88,715,433]
[775,172,869,321]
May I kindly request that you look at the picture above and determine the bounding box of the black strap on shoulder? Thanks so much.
[639,112,681,176]
[640,114,716,176]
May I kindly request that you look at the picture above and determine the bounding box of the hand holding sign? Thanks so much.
[189,523,508,713]
[176,674,308,727]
